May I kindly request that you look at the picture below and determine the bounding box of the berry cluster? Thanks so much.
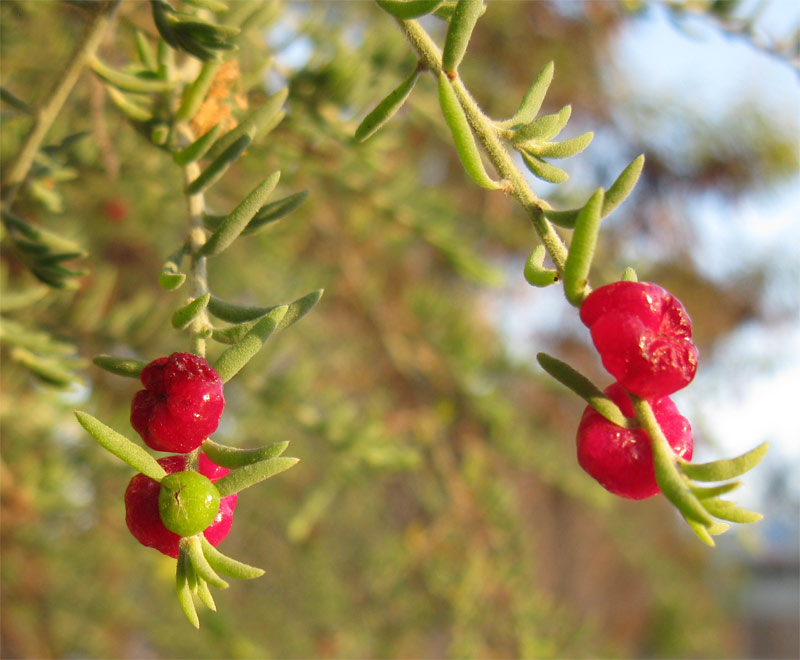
[126,353,229,555]
[576,281,699,499]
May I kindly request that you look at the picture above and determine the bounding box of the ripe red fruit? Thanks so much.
[131,353,224,453]
[124,453,238,558]
[576,382,693,500]
[580,281,699,398]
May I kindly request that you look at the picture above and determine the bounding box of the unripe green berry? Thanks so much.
[158,471,221,537]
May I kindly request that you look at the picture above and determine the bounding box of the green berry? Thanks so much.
[158,471,221,537]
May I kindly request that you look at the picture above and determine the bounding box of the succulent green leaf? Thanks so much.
[563,188,604,306]
[690,481,742,499]
[355,68,420,142]
[214,305,288,382]
[74,411,167,482]
[90,56,176,93]
[171,293,211,330]
[602,154,644,217]
[520,151,569,184]
[176,550,200,628]
[214,456,299,497]
[202,438,289,468]
[159,244,188,290]
[701,498,763,524]
[509,61,554,126]
[10,348,77,387]
[438,72,500,190]
[186,535,229,589]
[528,131,593,159]
[239,190,310,236]
[135,31,158,70]
[176,61,221,122]
[513,105,572,143]
[523,245,558,287]
[200,536,265,579]
[0,286,48,312]
[195,577,216,611]
[679,442,769,482]
[151,0,181,49]
[185,0,230,11]
[186,134,251,195]
[205,87,288,160]
[376,0,444,19]
[441,0,484,72]
[208,287,323,325]
[535,352,635,428]
[104,85,153,122]
[173,124,223,166]
[2,211,86,256]
[200,172,280,257]
[93,354,147,378]
[684,517,717,547]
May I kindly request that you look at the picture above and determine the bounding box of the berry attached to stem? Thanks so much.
[580,281,699,398]
[576,382,693,500]
[130,352,224,453]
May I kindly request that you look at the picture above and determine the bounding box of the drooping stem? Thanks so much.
[1,0,122,208]
[396,18,569,274]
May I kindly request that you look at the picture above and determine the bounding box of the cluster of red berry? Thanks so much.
[124,352,234,556]
[575,281,698,500]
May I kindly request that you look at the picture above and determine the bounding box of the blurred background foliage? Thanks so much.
[1,1,798,658]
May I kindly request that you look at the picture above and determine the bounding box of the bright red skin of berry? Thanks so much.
[576,382,693,500]
[124,453,238,558]
[130,353,224,453]
[580,281,699,398]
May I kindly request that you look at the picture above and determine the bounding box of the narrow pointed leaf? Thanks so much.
[186,134,251,195]
[186,535,229,589]
[135,30,157,70]
[520,151,568,184]
[513,105,572,143]
[214,456,299,497]
[90,56,176,93]
[355,68,420,142]
[176,61,221,122]
[509,61,554,126]
[202,438,289,468]
[200,536,264,579]
[239,190,309,236]
[205,87,288,160]
[523,245,558,287]
[173,124,223,166]
[377,0,443,19]
[159,244,187,290]
[602,154,644,217]
[185,0,229,11]
[528,131,593,159]
[104,85,153,122]
[690,481,741,499]
[0,86,33,114]
[200,172,281,257]
[438,72,500,190]
[93,355,147,378]
[702,498,763,524]
[680,442,769,482]
[563,188,604,306]
[214,305,288,382]
[208,288,323,325]
[195,578,216,611]
[176,550,200,628]
[442,0,484,71]
[536,352,635,428]
[171,293,210,330]
[685,517,716,547]
[75,412,167,481]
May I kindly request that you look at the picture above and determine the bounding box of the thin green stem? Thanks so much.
[397,18,569,274]
[1,1,121,207]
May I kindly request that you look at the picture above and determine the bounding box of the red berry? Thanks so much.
[130,353,224,453]
[580,281,699,398]
[124,453,238,558]
[576,382,693,500]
